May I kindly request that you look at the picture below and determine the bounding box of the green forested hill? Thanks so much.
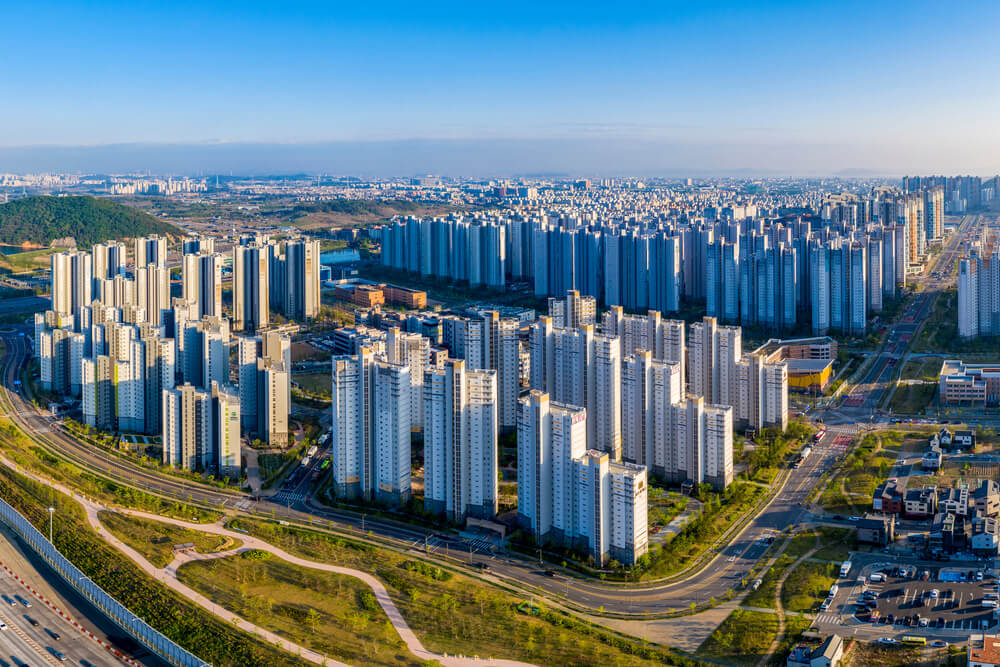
[0,196,181,247]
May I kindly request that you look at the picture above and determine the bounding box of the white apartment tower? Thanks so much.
[372,361,411,505]
[423,360,498,520]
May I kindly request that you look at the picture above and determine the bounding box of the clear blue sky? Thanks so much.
[3,1,1000,173]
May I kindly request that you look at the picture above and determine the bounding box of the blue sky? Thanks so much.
[2,1,1000,173]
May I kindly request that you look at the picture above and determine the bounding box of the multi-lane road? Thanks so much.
[0,328,864,616]
[0,524,154,666]
[828,214,981,425]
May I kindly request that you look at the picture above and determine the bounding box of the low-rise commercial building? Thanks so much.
[857,513,894,546]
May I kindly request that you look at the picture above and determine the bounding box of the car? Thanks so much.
[849,516,860,521]
[1,595,14,606]
[14,595,30,608]
[930,589,940,598]
[886,613,895,623]
[938,617,946,627]
[47,647,66,662]
[919,617,929,626]
[0,622,7,631]
[543,570,556,577]
[45,628,60,640]
[24,615,38,627]
[977,571,985,581]
[878,615,888,624]
[932,640,948,648]
[833,515,845,521]
[878,637,897,645]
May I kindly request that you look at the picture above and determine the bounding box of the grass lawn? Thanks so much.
[291,341,329,363]
[293,372,331,399]
[782,532,819,560]
[781,561,839,613]
[813,528,855,562]
[0,417,219,522]
[177,553,418,667]
[647,485,689,532]
[900,356,943,382]
[98,511,241,568]
[772,614,811,664]
[226,518,682,666]
[0,247,57,273]
[644,482,768,580]
[890,382,937,415]
[742,555,793,609]
[698,609,779,667]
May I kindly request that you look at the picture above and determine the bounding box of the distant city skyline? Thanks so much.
[4,1,1000,175]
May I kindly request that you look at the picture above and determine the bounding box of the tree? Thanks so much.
[305,608,320,633]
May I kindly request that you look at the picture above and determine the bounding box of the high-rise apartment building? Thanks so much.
[423,360,499,520]
[372,360,411,505]
[548,290,597,329]
[50,250,92,325]
[284,239,321,320]
[330,349,411,505]
[182,252,223,320]
[135,235,168,269]
[233,244,270,333]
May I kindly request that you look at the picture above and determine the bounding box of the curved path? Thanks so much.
[0,452,533,667]
[0,331,854,618]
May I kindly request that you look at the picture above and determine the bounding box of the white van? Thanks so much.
[829,584,839,597]
[869,572,885,583]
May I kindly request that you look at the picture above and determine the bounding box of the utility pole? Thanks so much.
[47,507,55,543]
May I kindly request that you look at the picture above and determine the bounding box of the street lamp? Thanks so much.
[47,507,55,544]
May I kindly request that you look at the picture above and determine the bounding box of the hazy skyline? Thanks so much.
[5,0,1000,175]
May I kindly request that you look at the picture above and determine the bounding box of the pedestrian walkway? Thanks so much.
[269,489,305,506]
[757,534,822,667]
[0,453,534,667]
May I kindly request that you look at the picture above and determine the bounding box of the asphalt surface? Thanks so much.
[824,214,981,427]
[0,329,865,615]
[0,522,160,667]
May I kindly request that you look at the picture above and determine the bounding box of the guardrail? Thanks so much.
[0,497,210,667]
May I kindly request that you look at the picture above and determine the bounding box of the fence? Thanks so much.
[0,497,210,667]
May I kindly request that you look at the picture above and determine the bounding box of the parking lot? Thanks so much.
[853,567,997,632]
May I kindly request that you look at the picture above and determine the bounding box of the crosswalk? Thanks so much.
[270,490,305,506]
[813,613,841,625]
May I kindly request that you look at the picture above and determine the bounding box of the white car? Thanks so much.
[878,637,897,645]
[0,622,7,631]
[849,516,860,521]
[930,589,940,598]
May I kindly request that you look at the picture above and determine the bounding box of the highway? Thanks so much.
[0,523,155,667]
[0,329,863,616]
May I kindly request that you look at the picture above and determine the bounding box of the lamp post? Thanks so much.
[47,507,55,544]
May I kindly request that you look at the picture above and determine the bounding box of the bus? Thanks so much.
[813,430,825,443]
[901,636,926,646]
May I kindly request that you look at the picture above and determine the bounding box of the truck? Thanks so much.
[840,561,852,577]
[795,446,812,468]
[307,446,318,458]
